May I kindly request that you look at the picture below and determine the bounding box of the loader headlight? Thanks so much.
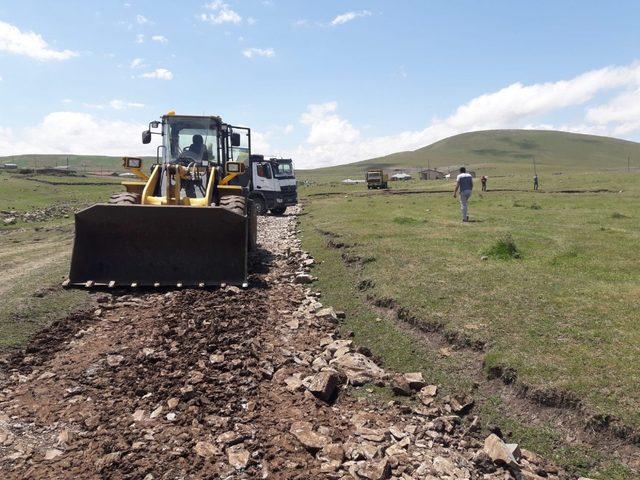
[123,157,142,169]
[226,161,245,173]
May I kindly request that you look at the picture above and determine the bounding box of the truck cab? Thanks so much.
[366,168,388,189]
[248,155,298,215]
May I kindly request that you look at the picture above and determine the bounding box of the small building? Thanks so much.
[119,172,138,178]
[2,163,18,169]
[419,169,444,180]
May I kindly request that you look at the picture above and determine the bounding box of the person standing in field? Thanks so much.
[481,175,487,191]
[533,174,539,191]
[454,167,473,222]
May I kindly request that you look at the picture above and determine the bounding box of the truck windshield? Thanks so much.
[367,172,381,180]
[273,160,294,178]
[167,117,219,165]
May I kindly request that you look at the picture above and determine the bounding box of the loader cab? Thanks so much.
[162,115,221,166]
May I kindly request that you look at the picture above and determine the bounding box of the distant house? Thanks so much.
[419,169,444,180]
[2,163,18,169]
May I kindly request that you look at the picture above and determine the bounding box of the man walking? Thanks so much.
[454,167,473,222]
[481,175,487,191]
[533,174,539,191]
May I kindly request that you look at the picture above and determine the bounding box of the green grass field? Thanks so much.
[0,171,122,348]
[298,169,639,479]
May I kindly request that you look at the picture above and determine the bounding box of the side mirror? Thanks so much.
[230,133,241,147]
[142,130,152,144]
[150,121,160,128]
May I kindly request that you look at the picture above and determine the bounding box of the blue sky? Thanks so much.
[1,1,640,167]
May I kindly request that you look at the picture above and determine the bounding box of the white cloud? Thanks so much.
[139,68,173,80]
[0,112,158,156]
[109,100,145,110]
[61,98,72,104]
[247,17,257,26]
[135,34,144,43]
[82,100,145,110]
[200,2,242,25]
[151,35,168,44]
[292,19,310,28]
[136,14,150,25]
[330,10,371,26]
[0,20,77,61]
[286,62,640,168]
[243,47,274,59]
[0,75,3,82]
[130,57,146,68]
[283,124,294,134]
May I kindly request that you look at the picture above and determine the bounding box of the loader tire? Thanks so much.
[108,193,141,205]
[218,195,247,216]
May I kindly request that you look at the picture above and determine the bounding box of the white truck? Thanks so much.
[247,155,297,215]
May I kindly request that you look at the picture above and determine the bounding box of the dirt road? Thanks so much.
[0,209,568,479]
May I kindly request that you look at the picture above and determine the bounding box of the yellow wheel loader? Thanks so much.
[65,113,258,288]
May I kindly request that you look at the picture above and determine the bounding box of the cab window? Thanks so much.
[257,163,272,179]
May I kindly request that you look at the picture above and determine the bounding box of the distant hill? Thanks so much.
[0,154,155,173]
[0,154,127,173]
[301,130,640,180]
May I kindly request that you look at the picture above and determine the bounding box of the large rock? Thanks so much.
[194,441,220,458]
[315,307,338,322]
[390,374,413,396]
[227,445,250,469]
[294,273,314,284]
[357,459,391,480]
[403,372,426,390]
[3,217,16,226]
[330,353,385,386]
[307,370,341,402]
[483,434,518,467]
[290,421,330,452]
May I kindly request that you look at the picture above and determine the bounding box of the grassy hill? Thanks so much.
[301,129,640,181]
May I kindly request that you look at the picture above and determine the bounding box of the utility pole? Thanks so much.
[532,155,537,175]
[628,155,630,173]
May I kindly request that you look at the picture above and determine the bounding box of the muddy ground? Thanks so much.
[0,209,574,479]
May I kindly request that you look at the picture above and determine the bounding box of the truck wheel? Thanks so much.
[108,193,141,204]
[270,206,287,216]
[249,195,267,215]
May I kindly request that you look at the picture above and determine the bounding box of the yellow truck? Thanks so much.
[366,168,388,189]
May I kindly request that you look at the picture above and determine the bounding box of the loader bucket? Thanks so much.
[67,204,248,288]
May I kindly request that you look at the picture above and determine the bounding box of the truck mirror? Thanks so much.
[142,130,152,144]
[231,133,241,147]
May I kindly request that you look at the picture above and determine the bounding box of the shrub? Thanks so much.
[611,212,627,219]
[484,233,521,260]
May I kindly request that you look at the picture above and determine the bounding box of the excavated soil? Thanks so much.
[0,208,570,479]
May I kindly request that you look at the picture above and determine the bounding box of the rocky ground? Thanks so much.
[0,207,588,479]
[2,204,79,225]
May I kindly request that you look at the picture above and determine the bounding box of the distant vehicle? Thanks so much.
[248,155,297,215]
[391,173,412,181]
[366,168,388,189]
[2,163,18,169]
[342,178,365,185]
